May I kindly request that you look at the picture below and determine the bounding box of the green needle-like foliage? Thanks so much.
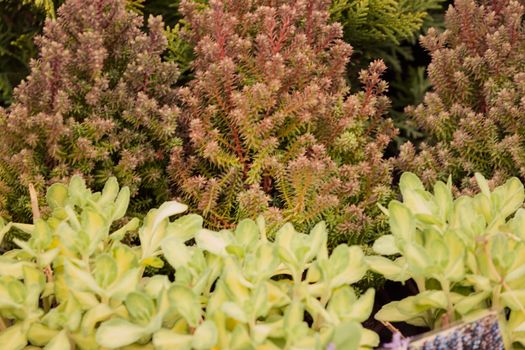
[398,0,525,192]
[0,0,181,222]
[169,0,397,246]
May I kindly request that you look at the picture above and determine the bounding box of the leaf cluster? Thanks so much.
[369,172,525,349]
[0,175,378,350]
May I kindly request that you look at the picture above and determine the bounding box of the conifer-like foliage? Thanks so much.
[170,0,397,245]
[398,0,525,191]
[0,0,180,222]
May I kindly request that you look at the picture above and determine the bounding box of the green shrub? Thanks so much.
[170,0,397,245]
[0,175,378,349]
[369,171,525,348]
[0,0,181,222]
[398,0,525,191]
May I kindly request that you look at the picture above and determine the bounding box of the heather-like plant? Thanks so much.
[0,175,379,349]
[369,172,525,348]
[398,0,525,191]
[170,0,397,245]
[0,0,181,222]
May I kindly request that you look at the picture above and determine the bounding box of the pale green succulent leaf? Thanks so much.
[168,285,201,327]
[372,234,399,255]
[388,201,415,241]
[360,328,380,348]
[192,320,218,349]
[43,330,71,350]
[46,183,69,210]
[125,292,155,324]
[152,329,192,350]
[166,214,203,242]
[344,288,375,323]
[97,177,119,206]
[195,229,231,257]
[404,242,431,275]
[331,320,361,350]
[96,319,147,348]
[64,261,104,295]
[112,186,131,221]
[474,173,491,198]
[501,290,525,311]
[365,256,408,281]
[222,301,248,323]
[454,291,490,315]
[81,303,114,335]
[161,236,192,269]
[151,201,188,234]
[27,323,59,347]
[94,254,117,289]
[106,267,140,301]
[0,257,32,279]
[0,323,28,350]
[235,218,259,249]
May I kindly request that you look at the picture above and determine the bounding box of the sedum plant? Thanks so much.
[0,0,181,222]
[398,0,525,191]
[0,175,379,349]
[170,0,397,245]
[368,172,525,349]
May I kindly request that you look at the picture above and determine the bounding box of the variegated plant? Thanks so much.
[368,172,525,349]
[0,175,378,349]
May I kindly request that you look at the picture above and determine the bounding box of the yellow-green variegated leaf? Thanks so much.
[221,301,248,323]
[329,245,366,287]
[331,321,361,350]
[474,173,491,198]
[96,319,147,348]
[93,254,117,289]
[161,237,192,269]
[360,328,380,348]
[192,320,218,349]
[195,229,232,257]
[453,291,490,315]
[235,219,259,249]
[151,201,188,235]
[43,330,71,350]
[111,186,131,221]
[404,242,431,275]
[0,323,27,350]
[152,329,192,350]
[97,177,119,207]
[166,214,203,243]
[64,261,103,296]
[46,183,69,209]
[143,275,170,299]
[125,292,155,325]
[372,234,399,255]
[304,221,328,262]
[345,288,375,323]
[106,267,140,302]
[388,201,416,242]
[501,290,525,311]
[81,303,114,335]
[168,285,201,327]
[365,256,409,282]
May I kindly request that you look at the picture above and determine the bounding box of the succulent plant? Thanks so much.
[0,175,378,349]
[368,171,525,349]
